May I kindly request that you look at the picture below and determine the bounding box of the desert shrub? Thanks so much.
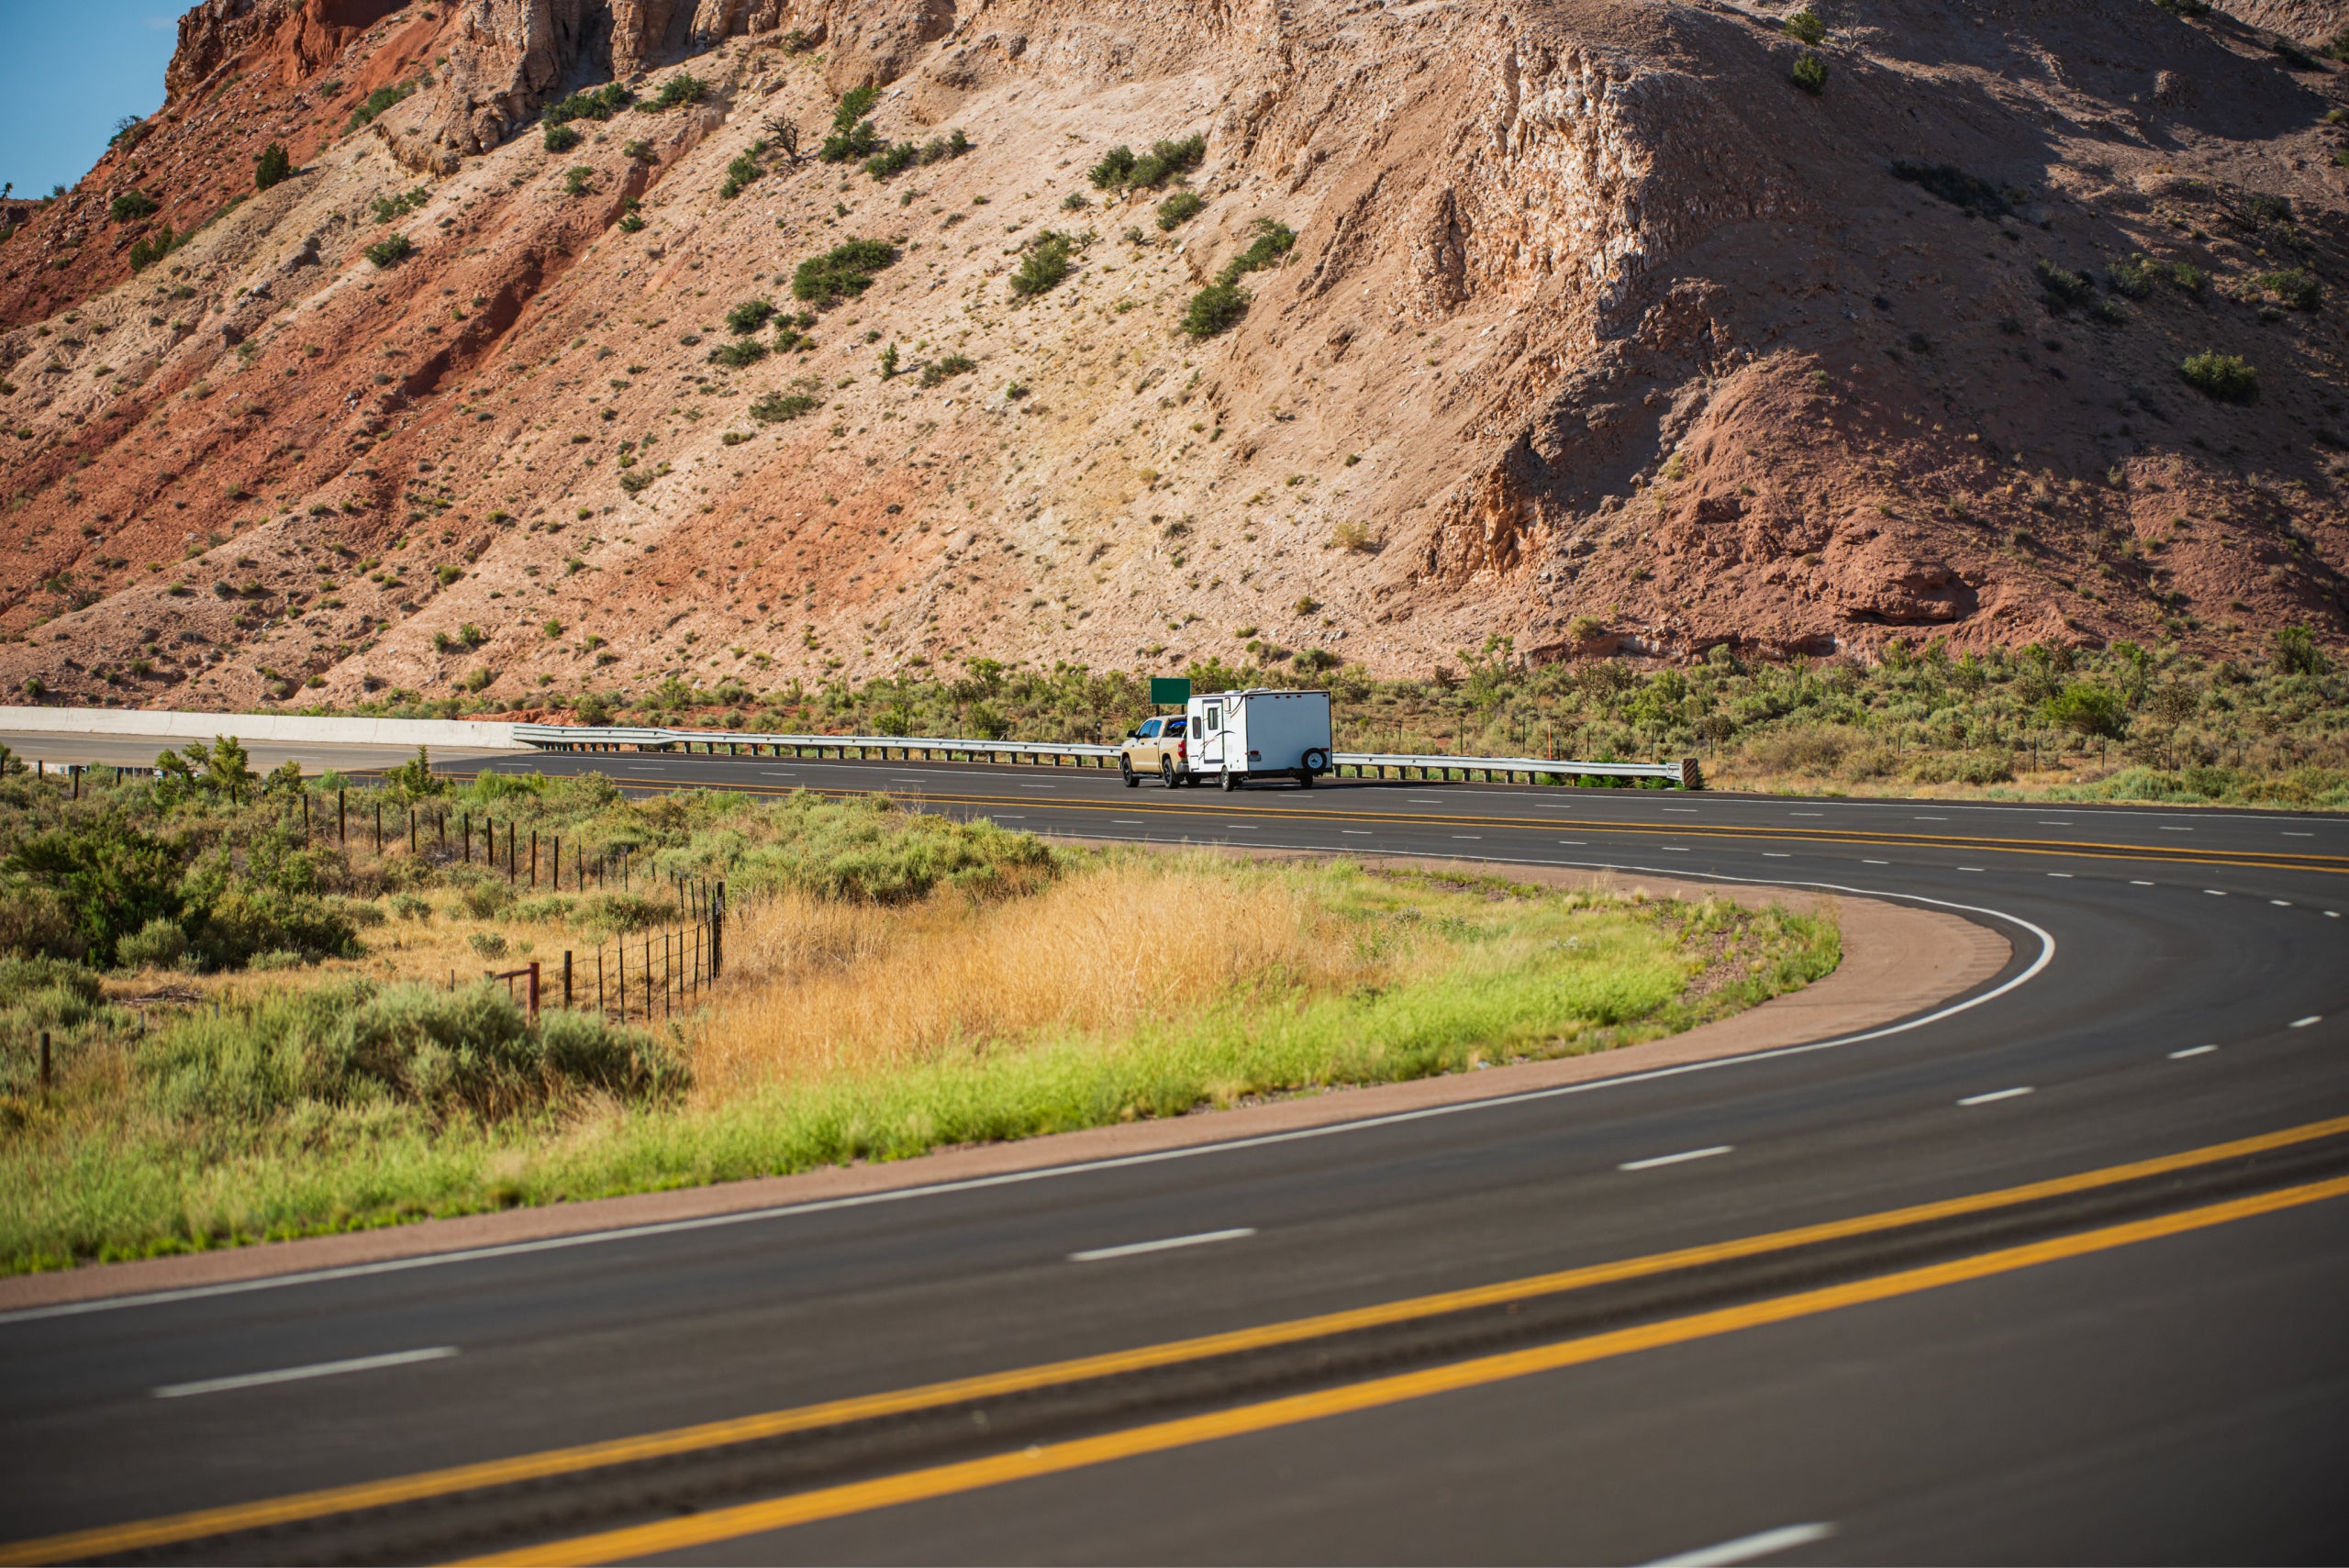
[562,165,593,196]
[141,980,684,1124]
[709,338,768,369]
[1743,724,1862,774]
[126,225,186,272]
[544,122,582,152]
[2258,269,2321,311]
[2107,253,2156,298]
[253,143,293,191]
[720,150,765,198]
[1128,135,1207,188]
[819,85,882,162]
[392,893,432,921]
[1155,189,1206,230]
[792,238,896,303]
[1783,7,1827,42]
[1790,51,1828,94]
[919,352,977,387]
[371,187,428,223]
[1087,145,1138,189]
[864,141,920,179]
[750,382,823,421]
[543,83,630,126]
[2041,682,2128,740]
[347,82,416,131]
[1183,281,1250,338]
[918,129,970,164]
[2180,350,2256,402]
[1907,751,2016,786]
[1217,219,1296,284]
[469,929,508,959]
[1009,229,1074,296]
[2166,261,2209,294]
[364,232,414,268]
[647,74,705,111]
[726,297,777,333]
[730,795,1055,905]
[462,879,514,918]
[2034,258,2096,312]
[117,916,188,970]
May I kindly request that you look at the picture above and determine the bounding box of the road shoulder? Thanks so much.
[0,862,2007,1311]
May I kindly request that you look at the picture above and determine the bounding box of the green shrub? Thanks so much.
[820,85,883,162]
[562,165,594,196]
[2107,252,2156,298]
[1088,145,1138,189]
[1009,229,1074,296]
[142,980,685,1124]
[1216,219,1296,285]
[253,143,294,191]
[730,795,1054,905]
[364,232,414,268]
[1155,189,1206,230]
[726,297,777,334]
[750,384,823,421]
[792,238,896,303]
[117,917,187,970]
[2258,269,2321,311]
[709,338,768,369]
[110,189,157,223]
[1783,7,1827,43]
[1790,51,1828,95]
[864,141,920,179]
[720,150,764,198]
[1128,135,1207,188]
[543,83,631,126]
[919,353,977,387]
[2034,258,2095,312]
[1183,281,1250,338]
[347,82,416,132]
[371,187,428,223]
[646,74,705,112]
[543,121,582,153]
[2167,261,2209,294]
[2041,682,2127,740]
[918,129,970,164]
[2180,350,2256,402]
[127,225,184,272]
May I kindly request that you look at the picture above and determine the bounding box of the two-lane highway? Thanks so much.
[3,756,2343,1564]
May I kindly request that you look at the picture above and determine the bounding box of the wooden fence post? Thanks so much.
[563,951,573,1011]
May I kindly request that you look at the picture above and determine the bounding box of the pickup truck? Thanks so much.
[1118,715,1194,786]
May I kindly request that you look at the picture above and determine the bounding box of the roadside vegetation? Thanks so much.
[0,756,1832,1273]
[315,623,2347,809]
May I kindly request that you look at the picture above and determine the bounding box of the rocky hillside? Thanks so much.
[2,0,2346,713]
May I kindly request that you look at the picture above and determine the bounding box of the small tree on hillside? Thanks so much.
[254,143,294,190]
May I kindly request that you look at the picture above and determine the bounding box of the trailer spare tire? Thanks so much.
[1302,748,1329,773]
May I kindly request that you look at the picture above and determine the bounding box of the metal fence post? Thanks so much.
[563,951,573,1011]
[339,788,346,845]
[711,882,724,981]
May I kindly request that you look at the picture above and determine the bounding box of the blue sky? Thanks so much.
[1,1,184,197]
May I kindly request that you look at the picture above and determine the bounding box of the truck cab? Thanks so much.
[1118,715,1193,786]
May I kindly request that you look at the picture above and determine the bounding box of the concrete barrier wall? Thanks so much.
[0,706,524,751]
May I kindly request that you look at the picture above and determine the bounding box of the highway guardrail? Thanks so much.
[510,725,1701,788]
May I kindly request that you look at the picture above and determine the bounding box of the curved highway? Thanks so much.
[2,757,2345,1565]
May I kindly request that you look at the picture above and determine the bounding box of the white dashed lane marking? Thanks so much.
[1959,1086,2034,1106]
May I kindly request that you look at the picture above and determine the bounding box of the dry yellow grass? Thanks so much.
[693,855,1371,1096]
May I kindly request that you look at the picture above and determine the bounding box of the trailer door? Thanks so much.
[1197,696,1226,770]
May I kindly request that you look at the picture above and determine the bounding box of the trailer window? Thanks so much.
[1204,705,1220,731]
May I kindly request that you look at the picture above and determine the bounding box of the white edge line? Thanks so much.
[1068,1227,1256,1262]
[0,862,2056,1327]
[151,1345,457,1398]
[1642,1521,1838,1568]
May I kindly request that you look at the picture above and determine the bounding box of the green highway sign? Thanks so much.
[1149,677,1192,706]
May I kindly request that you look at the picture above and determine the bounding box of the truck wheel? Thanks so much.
[1221,769,1241,792]
[1120,756,1138,788]
[1297,768,1314,789]
[1161,757,1176,788]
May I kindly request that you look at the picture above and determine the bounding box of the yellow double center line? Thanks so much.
[429,769,2349,876]
[8,1116,2347,1567]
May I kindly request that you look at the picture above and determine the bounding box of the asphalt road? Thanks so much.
[3,751,2345,1565]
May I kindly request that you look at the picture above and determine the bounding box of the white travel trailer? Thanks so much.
[1184,688,1334,789]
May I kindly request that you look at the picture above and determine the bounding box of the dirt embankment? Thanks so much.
[2,0,2346,715]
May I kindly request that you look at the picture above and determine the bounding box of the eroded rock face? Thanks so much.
[0,0,2343,711]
